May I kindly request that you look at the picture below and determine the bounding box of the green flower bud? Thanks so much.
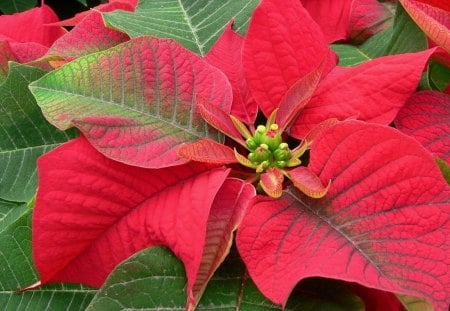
[261,123,282,151]
[274,148,290,161]
[246,138,258,150]
[276,160,287,168]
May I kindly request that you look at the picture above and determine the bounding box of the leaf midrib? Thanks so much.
[30,86,206,140]
[177,0,204,56]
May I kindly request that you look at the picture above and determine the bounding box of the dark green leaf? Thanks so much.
[360,3,427,58]
[103,0,261,55]
[0,63,77,202]
[0,0,37,14]
[86,246,364,310]
[435,158,450,185]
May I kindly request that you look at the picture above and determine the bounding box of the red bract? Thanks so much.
[395,91,450,163]
[243,0,435,139]
[0,4,66,47]
[28,0,450,308]
[236,121,450,310]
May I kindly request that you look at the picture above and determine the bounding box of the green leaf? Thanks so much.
[0,202,96,310]
[103,0,261,56]
[398,294,434,311]
[0,63,77,202]
[332,3,428,67]
[435,157,450,185]
[86,246,363,310]
[360,3,427,58]
[0,0,37,14]
[330,44,371,67]
[428,61,450,91]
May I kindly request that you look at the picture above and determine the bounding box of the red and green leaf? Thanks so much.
[395,91,450,163]
[33,136,229,296]
[50,1,136,27]
[243,0,335,117]
[30,36,232,168]
[290,49,435,139]
[300,0,392,43]
[400,0,450,53]
[205,22,258,124]
[44,11,129,62]
[237,121,450,309]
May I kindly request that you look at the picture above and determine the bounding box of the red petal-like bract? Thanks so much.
[0,5,66,47]
[300,0,390,43]
[260,168,284,198]
[400,0,450,53]
[45,11,129,61]
[177,138,237,164]
[205,22,258,124]
[188,179,255,309]
[290,49,435,139]
[33,136,229,292]
[51,1,136,27]
[243,0,335,117]
[237,121,450,309]
[395,91,450,163]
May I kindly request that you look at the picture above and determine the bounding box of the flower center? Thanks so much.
[245,123,292,172]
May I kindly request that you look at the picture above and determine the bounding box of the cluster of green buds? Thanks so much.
[231,109,306,175]
[246,124,292,172]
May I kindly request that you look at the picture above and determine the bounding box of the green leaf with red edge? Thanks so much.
[290,49,435,139]
[0,41,17,82]
[33,136,229,299]
[188,178,255,309]
[50,1,136,27]
[29,36,232,168]
[177,138,237,165]
[0,5,66,47]
[43,11,129,62]
[237,120,450,310]
[205,22,258,124]
[400,0,450,53]
[243,0,336,117]
[395,91,450,163]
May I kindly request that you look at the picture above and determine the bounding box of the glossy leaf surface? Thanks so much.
[33,137,229,291]
[30,36,232,168]
[104,0,260,56]
[237,121,450,309]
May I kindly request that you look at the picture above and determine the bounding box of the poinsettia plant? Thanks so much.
[1,0,449,310]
